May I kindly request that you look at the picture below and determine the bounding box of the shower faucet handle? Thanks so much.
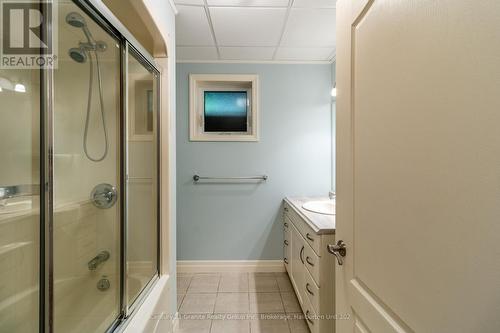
[91,183,117,209]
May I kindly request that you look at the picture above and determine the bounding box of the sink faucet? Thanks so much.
[329,191,336,200]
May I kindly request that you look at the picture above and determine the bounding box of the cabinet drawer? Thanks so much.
[284,202,321,256]
[283,215,291,232]
[303,267,320,314]
[303,244,320,286]
[303,292,319,333]
[298,220,321,256]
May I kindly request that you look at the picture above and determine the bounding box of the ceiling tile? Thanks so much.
[293,0,336,8]
[207,0,289,6]
[176,5,215,46]
[177,47,219,60]
[210,7,287,46]
[174,0,205,5]
[219,47,275,60]
[280,8,335,47]
[275,47,334,61]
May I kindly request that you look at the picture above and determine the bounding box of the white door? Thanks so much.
[334,0,500,332]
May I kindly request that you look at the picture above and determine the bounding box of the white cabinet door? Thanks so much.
[284,222,291,270]
[335,0,500,332]
[291,225,306,305]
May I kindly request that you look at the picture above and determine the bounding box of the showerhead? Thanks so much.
[66,11,95,46]
[66,12,86,28]
[68,47,87,63]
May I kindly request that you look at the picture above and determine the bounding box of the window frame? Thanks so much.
[189,74,259,142]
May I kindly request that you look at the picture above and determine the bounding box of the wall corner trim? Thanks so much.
[177,260,286,273]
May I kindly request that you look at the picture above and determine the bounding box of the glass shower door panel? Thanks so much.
[0,69,40,333]
[126,49,158,305]
[53,1,121,332]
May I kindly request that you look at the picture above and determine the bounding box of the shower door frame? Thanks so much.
[39,1,162,332]
[122,42,162,320]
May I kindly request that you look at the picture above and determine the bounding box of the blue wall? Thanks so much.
[176,63,333,260]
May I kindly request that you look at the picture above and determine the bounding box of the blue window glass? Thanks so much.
[204,91,248,132]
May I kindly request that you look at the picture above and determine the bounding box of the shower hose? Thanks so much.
[83,50,108,162]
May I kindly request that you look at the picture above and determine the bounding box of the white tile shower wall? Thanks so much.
[53,59,120,206]
[0,199,119,333]
[0,210,39,333]
[53,200,120,332]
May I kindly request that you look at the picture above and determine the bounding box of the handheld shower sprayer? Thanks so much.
[66,12,109,162]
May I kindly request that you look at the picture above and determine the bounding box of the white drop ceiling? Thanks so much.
[174,0,336,63]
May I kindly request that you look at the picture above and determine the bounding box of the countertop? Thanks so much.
[284,196,336,235]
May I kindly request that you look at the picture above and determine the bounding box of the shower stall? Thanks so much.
[0,0,161,332]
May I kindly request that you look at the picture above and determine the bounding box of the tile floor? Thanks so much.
[176,272,310,333]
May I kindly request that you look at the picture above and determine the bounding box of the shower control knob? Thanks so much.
[91,183,117,209]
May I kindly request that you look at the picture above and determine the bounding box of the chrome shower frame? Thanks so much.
[39,1,162,332]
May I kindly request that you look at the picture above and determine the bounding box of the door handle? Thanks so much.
[327,240,347,265]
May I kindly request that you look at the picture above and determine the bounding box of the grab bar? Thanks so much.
[0,184,40,200]
[193,174,268,182]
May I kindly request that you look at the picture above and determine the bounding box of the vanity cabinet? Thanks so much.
[283,200,336,333]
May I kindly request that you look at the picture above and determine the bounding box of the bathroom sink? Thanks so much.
[302,200,335,215]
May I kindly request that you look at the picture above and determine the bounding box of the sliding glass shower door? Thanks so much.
[53,1,121,332]
[0,65,40,333]
[125,47,159,308]
[0,0,161,331]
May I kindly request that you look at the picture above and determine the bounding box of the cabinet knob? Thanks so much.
[306,310,314,325]
[306,233,314,241]
[306,256,314,267]
[306,283,314,296]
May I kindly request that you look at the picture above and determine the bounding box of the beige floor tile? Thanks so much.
[250,314,290,333]
[281,292,301,313]
[276,275,293,292]
[179,294,217,314]
[219,273,249,292]
[211,318,250,333]
[178,294,186,310]
[249,272,276,278]
[188,274,220,293]
[249,293,285,313]
[178,276,193,294]
[178,273,194,277]
[214,293,250,314]
[175,319,212,333]
[287,318,309,333]
[249,274,279,292]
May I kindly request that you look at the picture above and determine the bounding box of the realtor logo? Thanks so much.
[1,0,57,68]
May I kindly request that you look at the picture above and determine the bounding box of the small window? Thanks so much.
[190,74,259,141]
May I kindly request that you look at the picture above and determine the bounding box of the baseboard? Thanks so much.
[177,260,285,273]
[172,312,179,332]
